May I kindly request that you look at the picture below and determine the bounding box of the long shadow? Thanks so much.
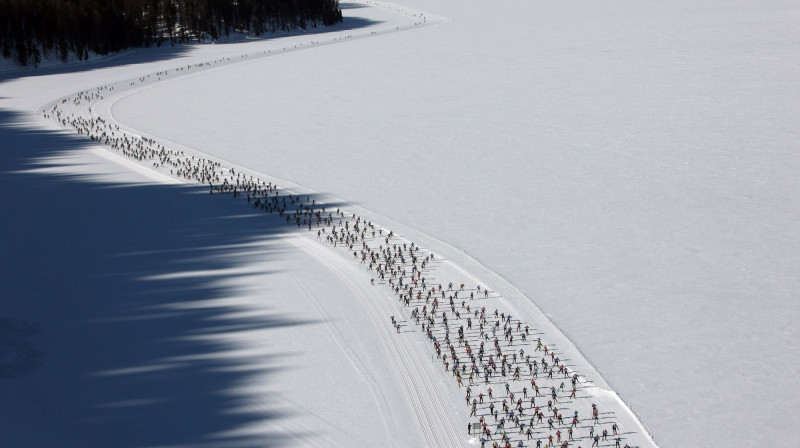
[0,3,381,84]
[0,109,342,447]
[339,2,370,9]
[0,45,192,84]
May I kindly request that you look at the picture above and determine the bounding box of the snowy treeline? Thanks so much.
[0,0,343,67]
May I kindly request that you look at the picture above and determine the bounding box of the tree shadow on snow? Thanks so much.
[339,2,370,10]
[0,109,345,447]
[0,45,192,84]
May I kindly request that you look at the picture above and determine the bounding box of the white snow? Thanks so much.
[1,0,799,447]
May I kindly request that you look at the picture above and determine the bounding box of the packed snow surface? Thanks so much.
[1,0,799,447]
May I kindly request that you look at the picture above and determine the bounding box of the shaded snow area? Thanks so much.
[1,1,799,447]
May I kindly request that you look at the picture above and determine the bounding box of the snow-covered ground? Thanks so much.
[0,6,459,447]
[2,0,799,447]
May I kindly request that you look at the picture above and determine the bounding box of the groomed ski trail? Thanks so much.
[290,234,467,448]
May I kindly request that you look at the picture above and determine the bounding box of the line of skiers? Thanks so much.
[49,76,636,448]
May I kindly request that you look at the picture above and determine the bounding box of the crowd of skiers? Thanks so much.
[46,70,635,448]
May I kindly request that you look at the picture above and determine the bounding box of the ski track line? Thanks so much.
[290,234,467,448]
[289,271,393,447]
[255,390,343,448]
[291,234,451,448]
[295,234,445,448]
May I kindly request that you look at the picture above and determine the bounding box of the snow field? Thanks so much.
[110,1,800,446]
[36,33,658,446]
[2,0,797,446]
